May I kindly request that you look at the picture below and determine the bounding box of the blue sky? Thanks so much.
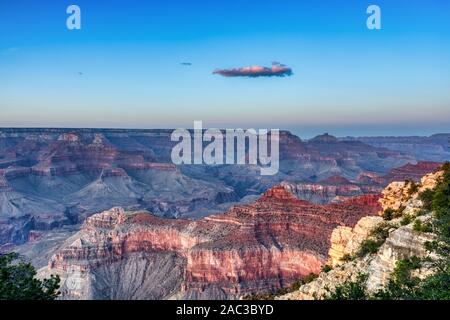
[0,0,449,137]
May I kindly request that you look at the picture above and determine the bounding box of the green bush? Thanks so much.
[412,269,450,300]
[373,256,422,299]
[323,273,368,300]
[0,252,60,300]
[432,166,450,219]
[290,279,304,291]
[413,219,432,233]
[370,222,393,239]
[243,272,319,300]
[382,207,405,220]
[326,163,450,300]
[321,264,332,273]
[382,208,395,220]
[415,209,428,217]
[357,239,383,257]
[401,215,413,226]
[303,273,318,284]
[419,189,435,211]
[355,223,393,258]
[407,181,419,195]
[396,206,406,217]
[340,253,353,262]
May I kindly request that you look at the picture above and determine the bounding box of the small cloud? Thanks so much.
[213,62,293,78]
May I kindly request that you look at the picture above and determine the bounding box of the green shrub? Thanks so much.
[303,273,318,284]
[357,239,383,257]
[432,169,450,219]
[356,223,393,257]
[340,253,353,262]
[243,272,319,300]
[321,264,332,273]
[419,189,435,211]
[382,208,395,220]
[401,215,413,226]
[373,256,422,299]
[412,269,450,300]
[413,219,432,233]
[242,293,275,300]
[290,279,303,291]
[370,222,393,239]
[407,181,419,195]
[415,209,428,217]
[395,206,406,217]
[324,273,368,300]
[382,207,405,220]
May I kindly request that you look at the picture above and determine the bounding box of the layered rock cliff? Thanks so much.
[1,128,420,245]
[282,178,381,205]
[278,168,446,300]
[347,134,450,162]
[280,162,439,205]
[39,186,380,300]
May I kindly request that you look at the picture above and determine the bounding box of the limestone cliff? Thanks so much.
[278,168,445,300]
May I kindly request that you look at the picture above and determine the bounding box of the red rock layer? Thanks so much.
[49,186,381,297]
[282,180,383,205]
[384,161,442,183]
[4,133,176,178]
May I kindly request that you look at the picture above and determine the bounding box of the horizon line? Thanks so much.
[0,126,449,140]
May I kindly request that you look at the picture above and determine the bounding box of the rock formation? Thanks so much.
[379,169,443,212]
[282,179,381,205]
[280,162,441,205]
[39,186,381,300]
[327,216,384,267]
[1,128,424,245]
[277,168,444,300]
[346,134,450,162]
[383,161,443,183]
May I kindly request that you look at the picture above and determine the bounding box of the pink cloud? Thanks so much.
[213,62,293,78]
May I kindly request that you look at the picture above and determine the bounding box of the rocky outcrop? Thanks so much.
[418,170,444,193]
[328,169,442,270]
[277,169,444,300]
[328,216,384,267]
[380,169,443,212]
[40,186,380,300]
[280,218,436,300]
[365,216,436,292]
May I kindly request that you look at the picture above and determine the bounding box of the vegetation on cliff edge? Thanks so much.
[325,162,450,300]
[0,252,60,300]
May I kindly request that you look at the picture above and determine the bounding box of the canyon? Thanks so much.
[1,128,443,246]
[39,186,381,299]
[1,128,448,300]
